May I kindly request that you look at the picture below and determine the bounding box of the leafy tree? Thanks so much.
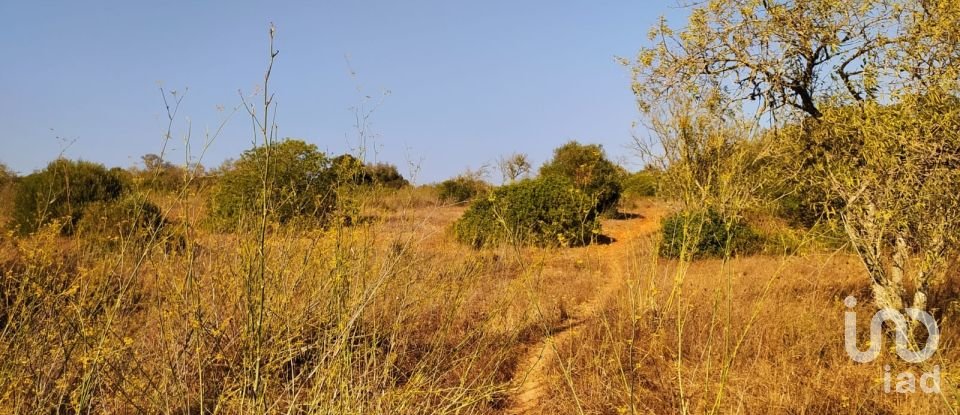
[628,0,959,119]
[12,159,126,234]
[539,141,622,214]
[797,94,960,320]
[631,0,960,323]
[454,175,600,248]
[208,139,336,229]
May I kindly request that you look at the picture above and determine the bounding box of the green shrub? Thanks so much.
[135,153,190,192]
[12,159,126,234]
[76,194,165,243]
[454,176,600,248]
[539,141,622,213]
[331,154,370,186]
[0,163,13,186]
[366,162,409,189]
[658,209,761,259]
[330,154,409,189]
[437,175,490,204]
[208,139,336,230]
[622,169,659,198]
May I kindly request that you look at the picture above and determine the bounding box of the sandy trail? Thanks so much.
[506,203,667,414]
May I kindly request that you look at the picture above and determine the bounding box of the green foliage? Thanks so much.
[12,159,126,234]
[621,169,659,198]
[331,154,409,189]
[539,141,622,213]
[0,163,13,185]
[366,162,409,189]
[135,153,190,192]
[76,194,174,248]
[437,175,490,204]
[454,176,600,248]
[331,154,369,186]
[208,139,336,229]
[658,209,760,259]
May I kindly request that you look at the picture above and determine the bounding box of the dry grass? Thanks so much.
[2,190,959,413]
[0,185,607,414]
[537,231,960,414]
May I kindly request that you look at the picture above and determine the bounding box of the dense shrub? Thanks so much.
[659,209,761,259]
[0,164,15,226]
[0,163,13,185]
[437,175,490,204]
[539,141,622,213]
[12,159,126,234]
[331,154,369,186]
[366,162,409,189]
[622,169,659,198]
[135,153,191,192]
[208,139,336,229]
[454,176,600,248]
[76,194,171,247]
[331,154,409,189]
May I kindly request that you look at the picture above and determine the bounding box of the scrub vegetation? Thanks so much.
[3,2,960,413]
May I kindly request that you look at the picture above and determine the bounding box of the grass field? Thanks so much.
[2,183,957,414]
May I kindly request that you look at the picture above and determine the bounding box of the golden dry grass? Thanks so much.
[536,233,960,414]
[1,191,958,414]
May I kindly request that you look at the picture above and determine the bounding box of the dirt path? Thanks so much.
[506,203,667,414]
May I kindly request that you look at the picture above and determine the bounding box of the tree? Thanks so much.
[208,139,336,229]
[798,94,960,324]
[628,0,960,119]
[497,153,531,184]
[539,141,622,214]
[141,153,174,171]
[631,0,960,324]
[640,93,769,214]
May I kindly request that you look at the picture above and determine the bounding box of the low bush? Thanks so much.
[0,163,13,186]
[437,175,490,204]
[331,155,409,190]
[76,194,176,249]
[208,139,337,230]
[539,141,622,214]
[454,176,600,248]
[0,164,15,226]
[622,169,658,198]
[12,159,126,234]
[331,154,369,186]
[366,162,409,189]
[134,153,192,192]
[659,209,761,259]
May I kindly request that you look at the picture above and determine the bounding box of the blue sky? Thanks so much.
[0,1,687,183]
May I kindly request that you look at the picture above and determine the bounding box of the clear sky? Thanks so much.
[0,1,687,183]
